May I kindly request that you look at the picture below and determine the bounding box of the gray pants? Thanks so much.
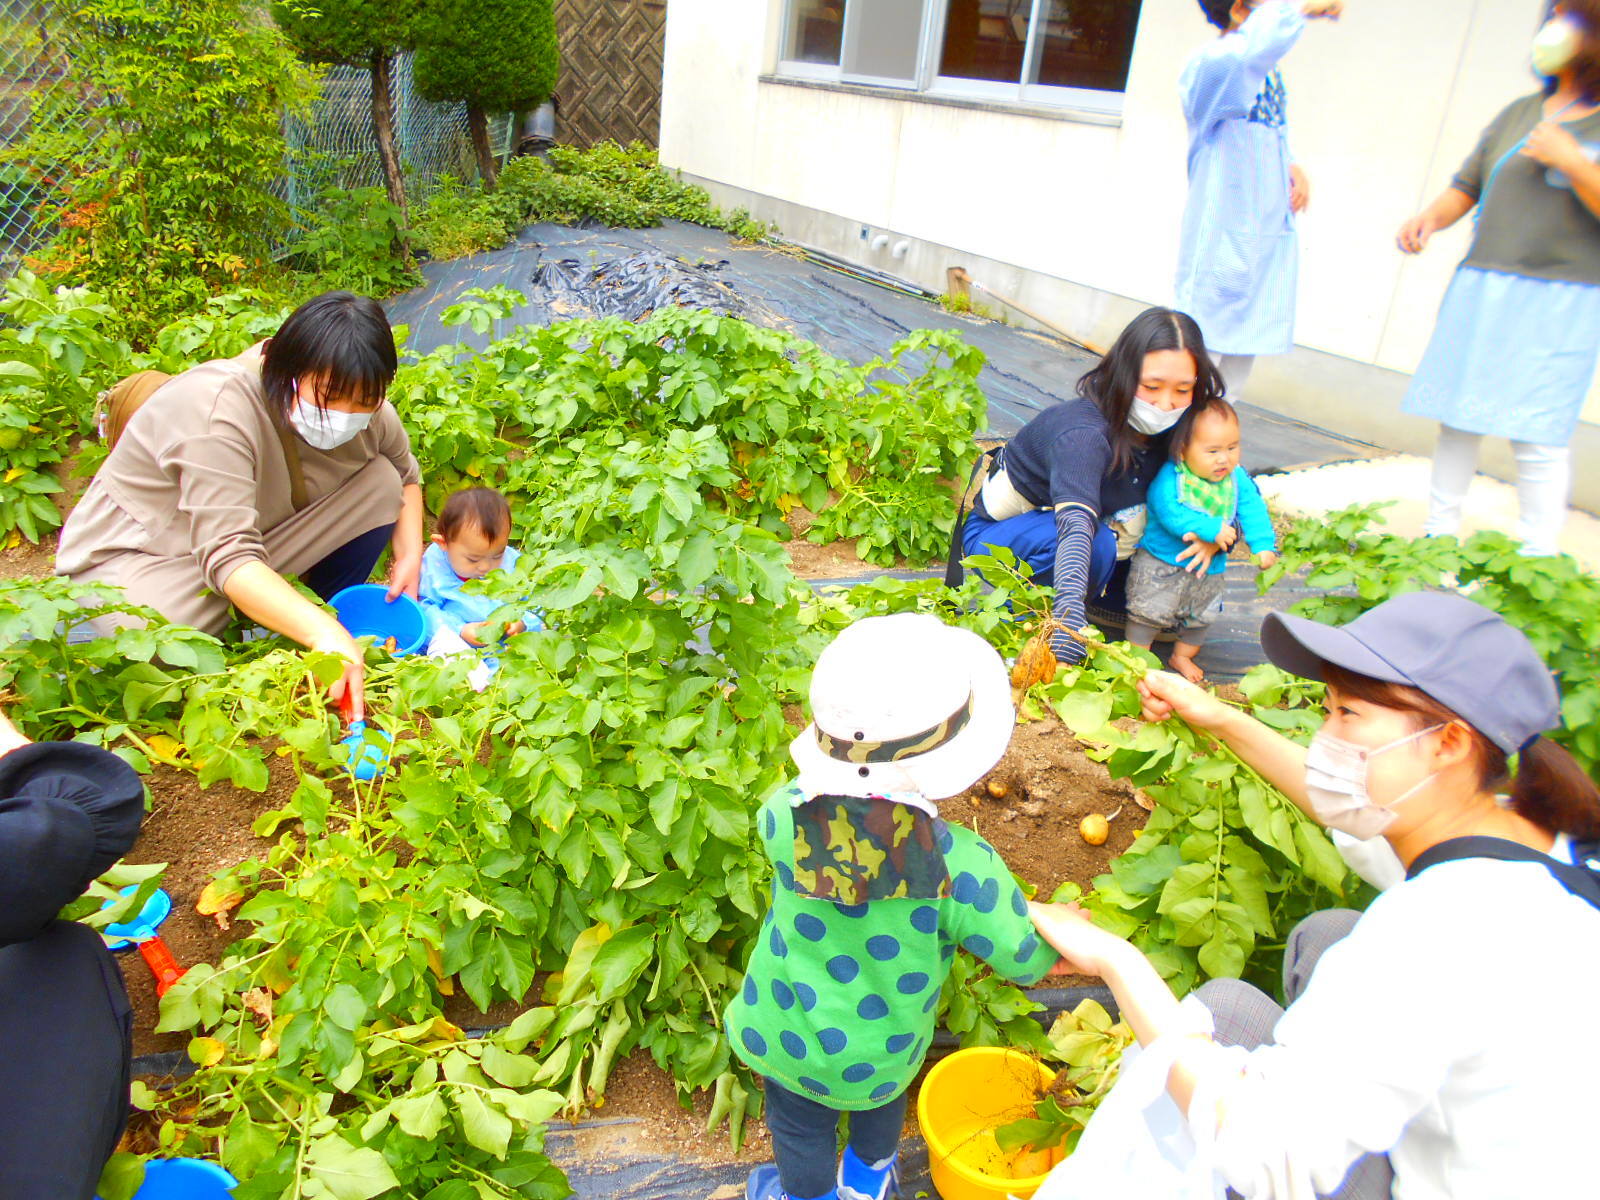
[1195,910,1395,1200]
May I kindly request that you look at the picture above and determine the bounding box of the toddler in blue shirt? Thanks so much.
[1126,399,1277,682]
[420,488,542,679]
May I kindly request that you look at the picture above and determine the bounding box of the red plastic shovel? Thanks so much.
[103,886,187,997]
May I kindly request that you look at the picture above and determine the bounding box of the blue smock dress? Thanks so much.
[1402,95,1600,447]
[1175,0,1305,357]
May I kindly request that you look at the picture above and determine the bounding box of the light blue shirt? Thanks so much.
[1174,0,1304,357]
[417,543,543,637]
[1140,462,1275,576]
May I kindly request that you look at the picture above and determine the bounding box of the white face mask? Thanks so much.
[1304,724,1445,840]
[1128,397,1185,435]
[290,384,375,451]
[1532,16,1582,77]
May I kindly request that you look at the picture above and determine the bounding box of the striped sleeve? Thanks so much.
[1049,506,1096,664]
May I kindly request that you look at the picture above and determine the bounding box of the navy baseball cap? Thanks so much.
[1260,592,1560,754]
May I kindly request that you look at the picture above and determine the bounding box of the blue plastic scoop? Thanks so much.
[336,690,392,781]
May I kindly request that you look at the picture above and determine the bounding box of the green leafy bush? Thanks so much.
[413,0,558,187]
[411,176,513,260]
[15,0,315,344]
[0,272,130,543]
[407,143,775,261]
[391,293,986,566]
[295,186,423,298]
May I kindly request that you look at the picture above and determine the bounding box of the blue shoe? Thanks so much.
[837,1148,899,1200]
[746,1165,838,1200]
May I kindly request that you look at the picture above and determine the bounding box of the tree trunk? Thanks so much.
[369,50,410,227]
[468,105,498,189]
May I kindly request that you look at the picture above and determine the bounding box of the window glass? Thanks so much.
[1032,0,1144,92]
[785,0,844,65]
[842,0,929,83]
[940,0,1031,84]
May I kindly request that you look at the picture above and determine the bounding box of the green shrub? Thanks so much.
[412,176,512,259]
[295,187,422,297]
[412,0,558,187]
[15,0,315,345]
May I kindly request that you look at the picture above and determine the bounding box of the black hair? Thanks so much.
[1075,307,1224,472]
[1197,0,1237,31]
[1549,1,1600,102]
[1169,395,1240,463]
[437,487,512,543]
[260,291,397,420]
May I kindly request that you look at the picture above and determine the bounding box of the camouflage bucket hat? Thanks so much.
[790,612,1013,803]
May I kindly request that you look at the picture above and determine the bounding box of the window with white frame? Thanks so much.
[777,0,1146,111]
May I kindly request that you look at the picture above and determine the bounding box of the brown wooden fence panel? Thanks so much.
[553,0,666,148]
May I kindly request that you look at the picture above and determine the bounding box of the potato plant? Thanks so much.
[392,291,988,567]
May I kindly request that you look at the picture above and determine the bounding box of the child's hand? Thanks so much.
[1302,0,1343,18]
[1256,550,1279,570]
[459,621,487,647]
[1215,525,1238,551]
[1289,164,1310,214]
[507,620,527,637]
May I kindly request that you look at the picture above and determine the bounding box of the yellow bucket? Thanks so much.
[916,1046,1064,1200]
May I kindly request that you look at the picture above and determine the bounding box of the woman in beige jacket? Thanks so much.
[56,292,425,718]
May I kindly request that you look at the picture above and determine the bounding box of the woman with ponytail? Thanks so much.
[1030,591,1600,1199]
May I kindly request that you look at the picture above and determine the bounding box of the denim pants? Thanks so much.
[764,1077,908,1199]
[960,506,1119,600]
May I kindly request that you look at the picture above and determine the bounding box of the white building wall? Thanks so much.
[659,0,1600,489]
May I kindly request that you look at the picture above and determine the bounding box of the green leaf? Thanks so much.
[456,1088,514,1158]
[480,1043,542,1088]
[96,1154,146,1200]
[589,924,656,1003]
[1293,822,1350,893]
[303,1135,401,1200]
[1198,928,1247,979]
[392,1091,448,1140]
[322,983,367,1031]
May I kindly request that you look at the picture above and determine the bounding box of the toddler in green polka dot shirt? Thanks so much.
[728,614,1063,1200]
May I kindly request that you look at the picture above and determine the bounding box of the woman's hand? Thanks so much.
[386,548,422,602]
[388,482,425,601]
[1522,121,1587,173]
[1028,902,1134,979]
[1397,212,1439,255]
[1137,669,1231,730]
[0,709,31,759]
[1175,531,1221,575]
[312,626,366,724]
[1302,0,1344,17]
[1289,164,1311,214]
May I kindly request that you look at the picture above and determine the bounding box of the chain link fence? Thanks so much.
[0,0,507,275]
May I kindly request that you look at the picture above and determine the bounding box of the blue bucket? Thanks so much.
[98,1158,238,1199]
[329,585,428,657]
